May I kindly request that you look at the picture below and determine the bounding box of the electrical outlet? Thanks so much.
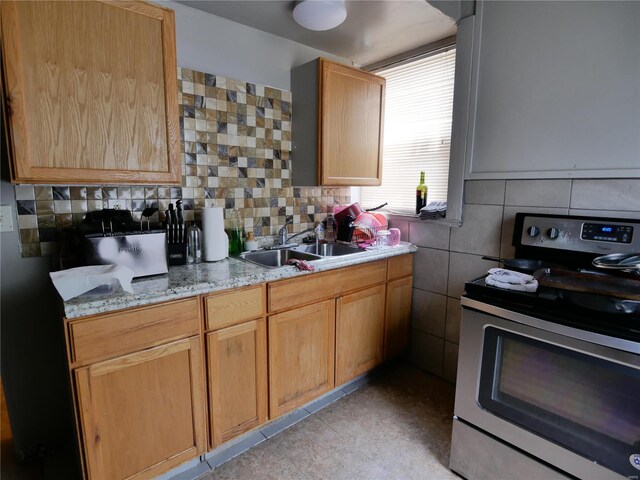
[0,205,15,232]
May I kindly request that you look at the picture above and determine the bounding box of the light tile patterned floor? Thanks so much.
[202,364,459,480]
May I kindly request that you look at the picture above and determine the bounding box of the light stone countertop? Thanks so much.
[63,243,417,319]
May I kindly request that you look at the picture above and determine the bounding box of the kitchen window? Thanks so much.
[361,44,456,214]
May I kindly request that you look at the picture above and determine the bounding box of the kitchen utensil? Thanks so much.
[558,290,640,315]
[534,267,640,315]
[534,268,640,300]
[365,202,388,212]
[482,256,564,274]
[592,253,640,273]
[336,215,355,242]
[168,204,177,244]
[165,208,172,244]
[176,200,184,244]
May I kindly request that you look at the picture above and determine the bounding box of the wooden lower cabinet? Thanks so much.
[74,337,206,480]
[335,284,386,385]
[268,299,336,418]
[67,255,415,479]
[384,276,413,359]
[206,319,268,447]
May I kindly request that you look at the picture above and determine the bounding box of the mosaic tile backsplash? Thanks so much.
[14,67,351,257]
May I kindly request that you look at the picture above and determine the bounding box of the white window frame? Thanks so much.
[363,45,456,214]
[360,16,479,226]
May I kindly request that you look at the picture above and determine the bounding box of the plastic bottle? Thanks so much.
[186,222,202,264]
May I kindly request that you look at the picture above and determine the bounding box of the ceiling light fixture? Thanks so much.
[293,0,347,31]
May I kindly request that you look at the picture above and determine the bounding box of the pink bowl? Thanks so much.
[334,203,364,224]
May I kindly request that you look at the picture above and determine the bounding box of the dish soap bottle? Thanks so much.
[227,209,243,254]
[315,222,324,244]
[416,171,428,214]
[244,231,258,251]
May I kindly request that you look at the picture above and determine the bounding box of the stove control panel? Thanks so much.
[517,214,640,254]
[581,223,633,244]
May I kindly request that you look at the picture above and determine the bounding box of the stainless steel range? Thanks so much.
[450,213,640,480]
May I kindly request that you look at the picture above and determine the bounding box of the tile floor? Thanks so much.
[202,363,459,480]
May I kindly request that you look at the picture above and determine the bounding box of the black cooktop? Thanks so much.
[464,276,640,344]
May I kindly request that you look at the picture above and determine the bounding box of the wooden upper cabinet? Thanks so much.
[0,0,180,184]
[291,58,385,186]
[320,59,385,186]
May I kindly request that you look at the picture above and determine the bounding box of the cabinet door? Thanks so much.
[268,299,335,418]
[1,1,180,184]
[384,276,413,359]
[75,337,206,480]
[207,319,267,447]
[336,284,386,385]
[320,59,385,186]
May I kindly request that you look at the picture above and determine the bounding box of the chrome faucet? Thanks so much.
[286,228,314,245]
[277,218,293,246]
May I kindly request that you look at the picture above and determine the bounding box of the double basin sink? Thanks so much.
[239,243,364,268]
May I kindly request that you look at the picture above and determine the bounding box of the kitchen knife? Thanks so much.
[176,200,183,244]
[169,203,178,244]
[165,207,172,244]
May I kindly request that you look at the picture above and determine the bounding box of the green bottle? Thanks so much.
[416,171,427,214]
[227,209,243,254]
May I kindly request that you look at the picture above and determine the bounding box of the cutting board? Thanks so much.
[534,269,640,301]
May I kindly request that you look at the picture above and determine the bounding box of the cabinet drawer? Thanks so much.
[387,254,414,281]
[204,285,265,331]
[68,297,200,365]
[268,260,387,312]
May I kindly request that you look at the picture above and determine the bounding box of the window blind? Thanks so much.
[361,47,456,213]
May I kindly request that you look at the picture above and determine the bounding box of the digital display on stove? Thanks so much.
[581,223,633,244]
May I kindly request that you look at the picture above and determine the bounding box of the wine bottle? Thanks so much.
[416,171,428,214]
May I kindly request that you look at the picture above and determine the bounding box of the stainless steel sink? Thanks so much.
[239,248,322,268]
[293,242,365,257]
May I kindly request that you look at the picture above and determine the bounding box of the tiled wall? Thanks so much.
[14,67,351,257]
[390,178,640,383]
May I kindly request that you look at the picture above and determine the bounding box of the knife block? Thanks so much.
[167,242,187,266]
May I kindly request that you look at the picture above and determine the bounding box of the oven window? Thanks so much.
[479,327,640,477]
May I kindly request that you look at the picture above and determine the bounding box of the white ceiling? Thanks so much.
[177,1,457,67]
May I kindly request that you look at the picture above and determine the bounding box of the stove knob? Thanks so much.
[527,226,540,237]
[546,227,560,240]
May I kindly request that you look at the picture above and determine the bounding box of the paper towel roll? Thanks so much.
[202,207,229,261]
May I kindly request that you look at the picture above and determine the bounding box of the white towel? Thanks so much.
[487,268,535,285]
[485,275,538,293]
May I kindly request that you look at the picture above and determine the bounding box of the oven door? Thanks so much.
[456,300,640,480]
